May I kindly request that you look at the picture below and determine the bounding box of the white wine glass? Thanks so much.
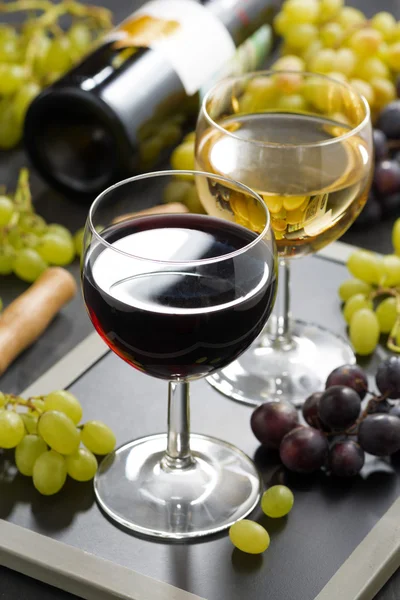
[196,70,373,407]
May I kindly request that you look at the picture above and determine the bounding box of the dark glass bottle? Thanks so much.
[24,0,280,199]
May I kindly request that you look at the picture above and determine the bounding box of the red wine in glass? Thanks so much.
[83,213,277,380]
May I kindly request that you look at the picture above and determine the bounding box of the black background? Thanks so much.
[0,0,400,598]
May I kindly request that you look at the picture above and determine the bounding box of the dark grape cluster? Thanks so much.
[251,359,400,478]
[357,98,400,228]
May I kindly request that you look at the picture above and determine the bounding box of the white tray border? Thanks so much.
[1,240,399,600]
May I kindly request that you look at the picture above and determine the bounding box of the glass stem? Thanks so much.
[262,258,293,348]
[162,381,194,470]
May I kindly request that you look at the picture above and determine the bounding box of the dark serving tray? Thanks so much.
[0,246,399,600]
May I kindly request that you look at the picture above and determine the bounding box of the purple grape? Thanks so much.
[326,364,368,400]
[279,427,329,473]
[376,357,400,399]
[329,440,365,477]
[302,392,323,428]
[390,404,400,418]
[376,101,400,139]
[358,414,400,456]
[318,386,361,429]
[380,192,400,218]
[373,129,388,162]
[374,160,400,197]
[352,192,382,229]
[250,401,299,449]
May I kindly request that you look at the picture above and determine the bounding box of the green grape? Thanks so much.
[356,57,389,82]
[0,392,7,408]
[0,410,25,448]
[393,218,400,255]
[159,122,182,146]
[46,224,73,242]
[44,36,72,75]
[74,228,85,257]
[339,278,372,302]
[7,228,24,250]
[0,38,20,63]
[349,308,380,356]
[381,254,400,287]
[66,447,98,482]
[37,233,75,266]
[81,420,116,455]
[13,82,41,126]
[30,398,45,414]
[15,434,47,476]
[170,141,195,171]
[44,390,83,425]
[261,485,294,518]
[184,185,206,214]
[229,520,270,554]
[285,24,318,50]
[13,248,47,283]
[0,297,2,312]
[21,233,39,249]
[0,196,14,226]
[309,49,336,74]
[318,0,343,22]
[68,22,92,55]
[0,64,26,96]
[337,7,366,30]
[277,94,307,111]
[274,12,291,37]
[139,136,163,164]
[371,12,397,41]
[343,293,373,324]
[371,77,396,108]
[33,32,51,78]
[272,55,305,72]
[0,245,15,275]
[349,79,375,107]
[33,450,67,495]
[38,410,80,455]
[347,250,381,285]
[386,43,400,71]
[283,0,319,24]
[21,413,38,434]
[18,213,47,236]
[320,23,344,48]
[0,25,17,43]
[376,297,397,334]
[163,180,193,205]
[334,49,357,78]
[350,29,383,58]
[0,101,21,149]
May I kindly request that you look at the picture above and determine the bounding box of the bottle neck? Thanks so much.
[207,0,280,45]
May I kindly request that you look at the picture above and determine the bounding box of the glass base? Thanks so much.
[206,319,355,408]
[94,433,261,540]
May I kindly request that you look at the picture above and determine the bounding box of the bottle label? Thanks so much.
[112,0,236,96]
[199,25,272,101]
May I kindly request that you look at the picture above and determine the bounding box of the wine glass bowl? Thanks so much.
[81,170,277,539]
[195,71,373,407]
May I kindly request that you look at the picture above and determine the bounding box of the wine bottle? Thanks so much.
[24,0,280,199]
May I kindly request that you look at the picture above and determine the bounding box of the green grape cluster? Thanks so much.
[0,169,85,282]
[0,389,116,495]
[0,0,113,150]
[274,0,400,118]
[229,485,294,554]
[338,218,400,356]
